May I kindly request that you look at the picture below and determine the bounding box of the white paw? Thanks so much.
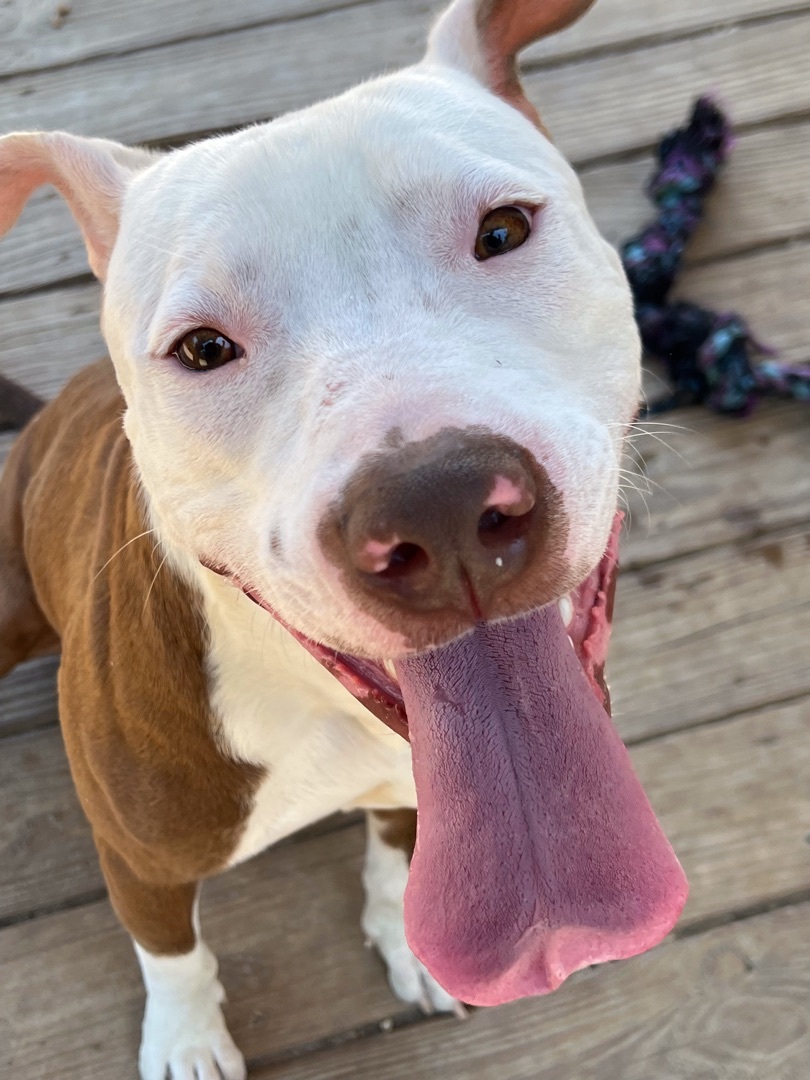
[363,902,467,1018]
[139,993,246,1080]
[135,941,246,1080]
[379,938,468,1018]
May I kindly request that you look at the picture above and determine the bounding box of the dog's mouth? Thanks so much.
[202,509,687,1005]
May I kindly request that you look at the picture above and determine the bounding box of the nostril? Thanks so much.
[374,541,429,580]
[479,508,509,533]
[478,505,535,549]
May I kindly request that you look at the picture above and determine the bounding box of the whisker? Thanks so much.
[91,529,156,583]
[142,552,169,616]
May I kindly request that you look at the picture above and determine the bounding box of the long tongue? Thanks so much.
[395,606,688,1006]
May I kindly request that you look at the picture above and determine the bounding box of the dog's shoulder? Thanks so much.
[17,358,132,630]
[6,359,264,878]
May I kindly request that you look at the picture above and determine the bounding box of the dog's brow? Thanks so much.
[147,282,263,356]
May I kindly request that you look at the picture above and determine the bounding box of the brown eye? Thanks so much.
[174,328,241,371]
[475,206,531,261]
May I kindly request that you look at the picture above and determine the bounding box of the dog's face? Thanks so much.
[0,0,640,659]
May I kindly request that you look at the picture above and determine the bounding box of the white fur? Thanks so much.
[135,935,246,1080]
[362,811,464,1016]
[194,567,416,865]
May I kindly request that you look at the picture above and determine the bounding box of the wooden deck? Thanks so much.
[1,0,809,1076]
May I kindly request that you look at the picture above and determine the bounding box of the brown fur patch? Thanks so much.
[0,361,264,952]
[374,809,417,861]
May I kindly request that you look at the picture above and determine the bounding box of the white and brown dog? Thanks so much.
[0,0,688,1077]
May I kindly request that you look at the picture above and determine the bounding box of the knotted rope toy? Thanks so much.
[621,96,810,415]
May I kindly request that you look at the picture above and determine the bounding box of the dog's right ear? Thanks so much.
[0,132,158,281]
[427,0,595,128]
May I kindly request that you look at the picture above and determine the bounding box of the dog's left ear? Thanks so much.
[0,131,158,280]
[427,0,594,127]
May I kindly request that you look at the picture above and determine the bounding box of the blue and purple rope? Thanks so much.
[621,96,810,415]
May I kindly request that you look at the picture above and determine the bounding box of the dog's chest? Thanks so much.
[201,581,416,866]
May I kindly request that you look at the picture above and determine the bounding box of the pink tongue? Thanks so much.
[395,606,688,1006]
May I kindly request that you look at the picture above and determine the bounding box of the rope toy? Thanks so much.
[621,96,810,415]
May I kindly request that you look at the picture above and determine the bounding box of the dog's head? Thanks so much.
[0,0,639,660]
[1,0,686,1008]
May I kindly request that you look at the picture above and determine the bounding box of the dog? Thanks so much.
[0,0,688,1076]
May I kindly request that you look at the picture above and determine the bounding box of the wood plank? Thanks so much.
[0,0,432,145]
[0,0,363,77]
[526,14,810,164]
[252,902,810,1080]
[612,524,810,740]
[0,431,16,471]
[0,825,406,1079]
[581,119,810,256]
[2,716,808,1077]
[2,673,807,928]
[620,400,810,568]
[2,5,808,167]
[525,0,810,63]
[0,726,96,923]
[636,698,810,927]
[4,0,806,86]
[7,116,809,297]
[0,655,59,737]
[0,188,88,298]
[0,283,104,400]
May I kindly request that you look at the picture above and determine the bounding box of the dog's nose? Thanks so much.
[321,430,564,618]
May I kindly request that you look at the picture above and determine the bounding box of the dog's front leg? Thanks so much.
[362,810,465,1017]
[97,840,246,1080]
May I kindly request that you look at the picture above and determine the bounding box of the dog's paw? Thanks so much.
[379,939,468,1018]
[363,901,466,1018]
[138,993,246,1080]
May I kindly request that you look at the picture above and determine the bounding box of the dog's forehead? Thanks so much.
[130,68,566,255]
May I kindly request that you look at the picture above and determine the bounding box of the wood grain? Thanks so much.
[0,655,59,737]
[526,14,810,163]
[581,119,810,256]
[1,695,810,1075]
[0,0,364,77]
[0,284,104,400]
[2,6,809,166]
[0,0,432,145]
[0,725,96,923]
[250,902,810,1080]
[620,400,810,568]
[612,524,810,740]
[2,688,807,930]
[0,431,16,472]
[4,0,806,83]
[0,826,395,1079]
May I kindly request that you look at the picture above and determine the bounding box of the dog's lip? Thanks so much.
[199,558,410,739]
[198,512,621,739]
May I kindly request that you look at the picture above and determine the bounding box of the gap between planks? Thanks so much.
[245,900,810,1080]
[3,0,809,84]
[2,5,810,164]
[2,692,808,932]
